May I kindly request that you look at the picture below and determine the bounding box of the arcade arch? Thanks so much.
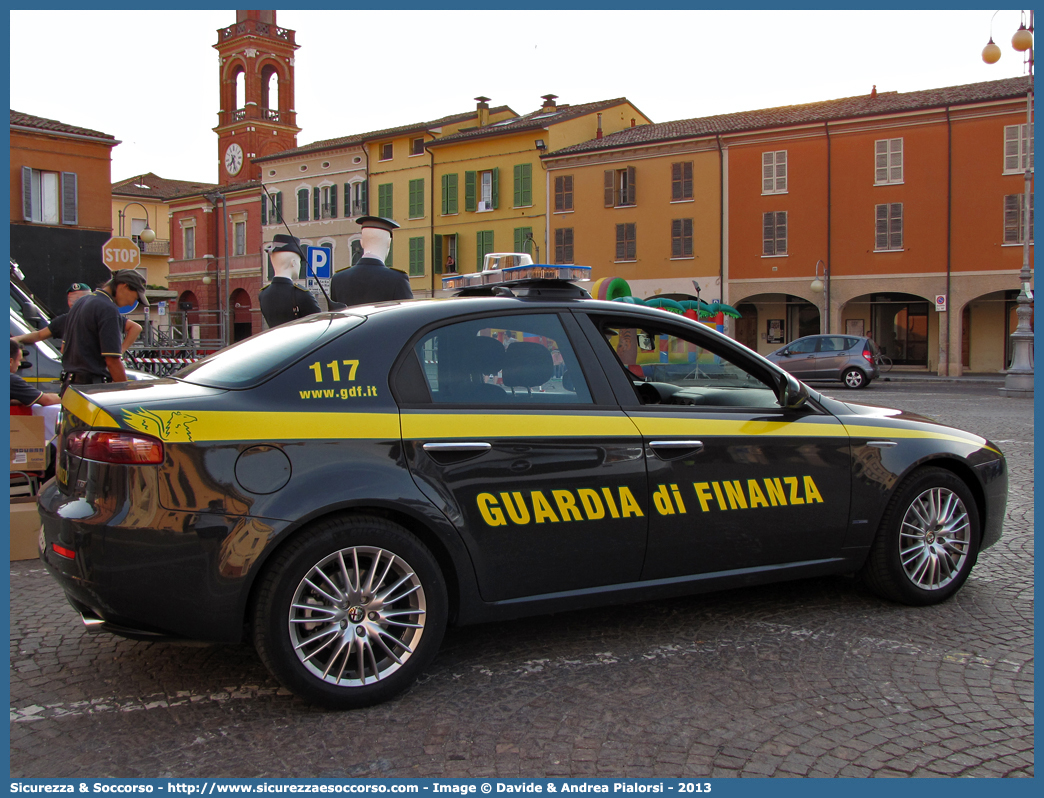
[728,292,820,357]
[839,292,933,368]
[230,288,253,342]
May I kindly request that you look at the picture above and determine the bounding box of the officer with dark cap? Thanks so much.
[60,269,149,390]
[259,234,322,328]
[330,216,413,307]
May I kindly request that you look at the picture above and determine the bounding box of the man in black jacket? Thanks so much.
[330,216,412,307]
[259,234,321,328]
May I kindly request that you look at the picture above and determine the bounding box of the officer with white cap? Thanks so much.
[330,216,412,307]
[260,234,321,328]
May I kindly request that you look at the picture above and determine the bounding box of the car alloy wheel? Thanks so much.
[843,368,867,389]
[897,487,972,591]
[253,516,447,709]
[861,467,980,606]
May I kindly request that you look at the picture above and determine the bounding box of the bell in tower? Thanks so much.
[213,10,301,185]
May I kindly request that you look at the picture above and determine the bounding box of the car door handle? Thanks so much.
[422,442,492,453]
[649,440,704,461]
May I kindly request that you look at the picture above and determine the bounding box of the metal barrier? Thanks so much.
[126,312,224,377]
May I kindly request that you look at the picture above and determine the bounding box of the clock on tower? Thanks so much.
[224,143,244,176]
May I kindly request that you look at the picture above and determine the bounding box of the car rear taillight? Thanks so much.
[863,347,874,363]
[64,430,164,465]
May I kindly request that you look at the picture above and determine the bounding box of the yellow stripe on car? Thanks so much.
[62,390,119,429]
[118,409,401,443]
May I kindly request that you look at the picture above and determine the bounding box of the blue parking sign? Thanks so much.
[307,246,331,278]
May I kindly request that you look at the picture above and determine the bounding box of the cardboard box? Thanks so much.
[10,498,42,561]
[10,415,46,472]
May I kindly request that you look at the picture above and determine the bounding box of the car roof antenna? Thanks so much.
[261,182,347,311]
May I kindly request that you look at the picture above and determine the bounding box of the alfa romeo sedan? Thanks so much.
[39,279,1007,709]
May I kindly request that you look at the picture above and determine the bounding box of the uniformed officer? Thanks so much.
[260,234,321,328]
[60,269,149,391]
[330,216,412,307]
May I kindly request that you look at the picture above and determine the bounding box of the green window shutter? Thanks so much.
[378,184,393,218]
[276,191,283,223]
[522,163,532,206]
[514,164,523,207]
[330,184,338,218]
[313,187,320,220]
[298,188,309,221]
[441,175,449,215]
[409,179,424,218]
[261,192,268,225]
[491,167,499,209]
[447,173,458,214]
[344,183,351,216]
[361,182,369,215]
[433,234,443,275]
[409,237,425,276]
[514,226,532,254]
[465,171,476,212]
[476,230,493,269]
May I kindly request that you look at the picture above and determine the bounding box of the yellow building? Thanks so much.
[542,132,722,301]
[425,95,650,292]
[111,172,217,289]
[362,102,516,295]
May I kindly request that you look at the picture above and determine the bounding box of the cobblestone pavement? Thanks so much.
[10,385,1033,778]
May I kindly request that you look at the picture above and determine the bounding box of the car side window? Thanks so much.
[788,338,818,354]
[819,337,847,352]
[600,321,781,409]
[414,313,593,405]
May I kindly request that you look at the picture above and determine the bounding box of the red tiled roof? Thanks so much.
[10,110,117,142]
[112,172,218,200]
[426,98,645,147]
[547,77,1032,157]
[255,106,517,161]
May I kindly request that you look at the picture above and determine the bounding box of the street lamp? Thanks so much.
[984,10,1034,396]
[810,258,830,333]
[117,201,157,246]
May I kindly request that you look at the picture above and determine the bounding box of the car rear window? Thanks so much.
[176,314,365,389]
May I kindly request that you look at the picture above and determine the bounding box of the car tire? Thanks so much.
[843,368,868,389]
[861,467,980,606]
[252,515,448,709]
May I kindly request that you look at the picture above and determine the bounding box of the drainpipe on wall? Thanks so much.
[716,134,725,310]
[429,138,436,297]
[222,193,230,347]
[825,122,832,334]
[945,106,953,376]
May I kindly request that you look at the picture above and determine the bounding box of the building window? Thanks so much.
[763,211,787,256]
[465,169,498,212]
[762,151,787,194]
[1004,194,1035,243]
[379,142,393,161]
[554,175,573,212]
[234,221,246,256]
[441,173,458,215]
[605,166,636,207]
[297,188,310,222]
[411,137,425,156]
[671,218,693,258]
[514,226,533,255]
[672,162,694,200]
[408,178,425,219]
[476,230,494,269]
[347,182,368,217]
[875,203,903,250]
[262,190,282,225]
[409,236,425,276]
[21,167,77,225]
[1004,124,1035,173]
[513,163,533,207]
[318,185,337,219]
[875,138,903,184]
[183,225,196,259]
[378,183,393,218]
[615,223,636,261]
[554,228,574,264]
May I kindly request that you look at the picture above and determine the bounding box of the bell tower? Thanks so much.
[213,10,300,185]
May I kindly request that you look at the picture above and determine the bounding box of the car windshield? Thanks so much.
[176,313,365,389]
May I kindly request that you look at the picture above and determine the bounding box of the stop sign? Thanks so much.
[101,236,141,270]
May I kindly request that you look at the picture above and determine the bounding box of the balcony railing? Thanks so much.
[132,238,170,256]
[218,20,295,45]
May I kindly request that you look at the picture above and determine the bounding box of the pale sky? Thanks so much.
[9,9,1034,185]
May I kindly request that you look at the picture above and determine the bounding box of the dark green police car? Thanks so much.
[39,278,1007,709]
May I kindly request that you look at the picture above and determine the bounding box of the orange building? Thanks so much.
[545,77,1032,374]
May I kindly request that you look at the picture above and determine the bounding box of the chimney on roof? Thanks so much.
[596,113,603,139]
[541,94,559,113]
[870,85,877,99]
[475,96,491,127]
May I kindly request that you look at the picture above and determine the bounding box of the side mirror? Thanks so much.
[779,373,809,410]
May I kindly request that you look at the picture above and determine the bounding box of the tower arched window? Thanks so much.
[261,65,280,121]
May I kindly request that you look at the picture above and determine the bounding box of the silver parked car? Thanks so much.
[766,334,880,389]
